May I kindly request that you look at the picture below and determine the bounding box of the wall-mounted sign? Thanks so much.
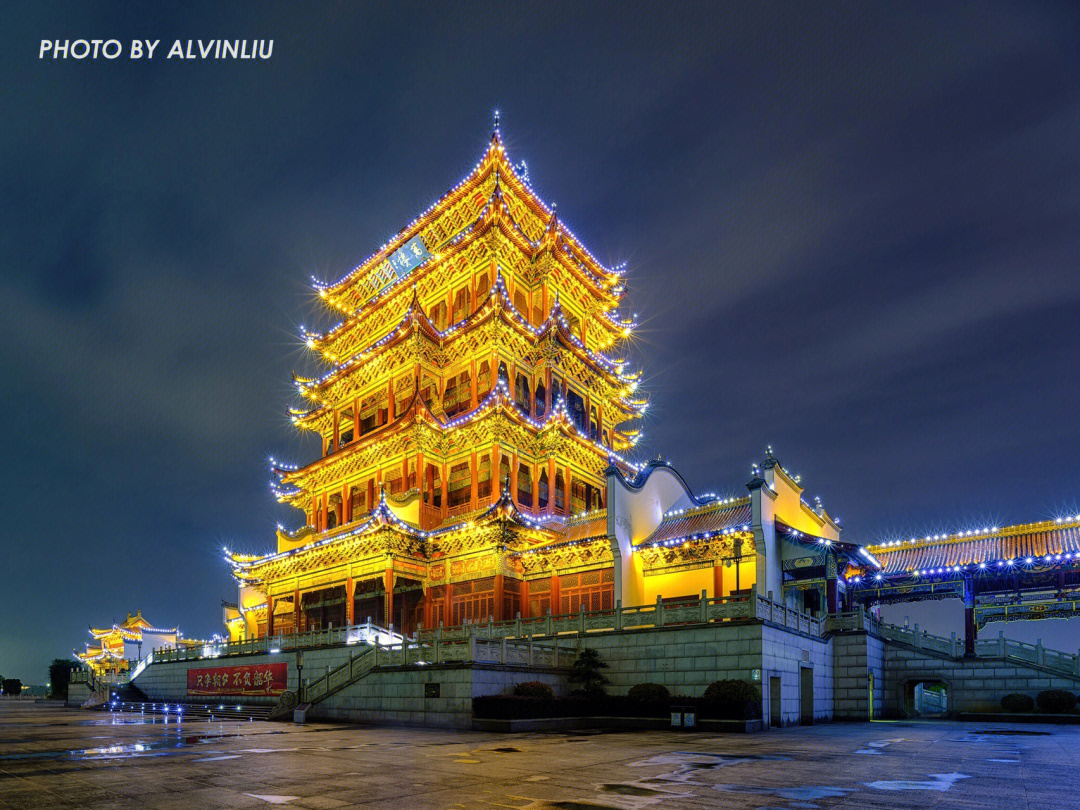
[359,235,431,304]
[187,663,287,697]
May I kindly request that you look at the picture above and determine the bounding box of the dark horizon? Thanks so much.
[3,2,1080,682]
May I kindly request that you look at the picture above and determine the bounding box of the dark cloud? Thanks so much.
[2,2,1079,681]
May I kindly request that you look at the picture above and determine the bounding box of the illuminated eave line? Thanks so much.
[296,278,641,412]
[633,525,754,552]
[310,211,628,354]
[274,383,643,499]
[848,551,1080,584]
[317,136,621,301]
[231,488,570,573]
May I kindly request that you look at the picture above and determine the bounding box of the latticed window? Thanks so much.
[517,463,533,507]
[395,374,414,417]
[451,578,495,626]
[476,272,490,306]
[338,406,355,445]
[452,286,470,323]
[384,467,403,496]
[420,376,438,412]
[538,470,549,509]
[448,461,471,508]
[350,485,366,517]
[499,454,511,492]
[589,406,599,440]
[497,361,509,389]
[429,585,447,628]
[559,569,614,614]
[515,372,531,414]
[532,304,543,327]
[444,370,471,417]
[571,480,587,514]
[359,392,379,434]
[477,455,492,499]
[534,381,546,418]
[554,472,566,513]
[504,578,522,620]
[514,291,528,317]
[301,585,347,632]
[429,301,448,331]
[430,465,442,507]
[528,577,552,618]
[567,389,587,433]
[477,360,493,400]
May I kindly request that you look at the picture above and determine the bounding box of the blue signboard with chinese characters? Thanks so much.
[361,235,432,303]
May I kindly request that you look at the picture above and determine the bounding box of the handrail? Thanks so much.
[300,633,575,705]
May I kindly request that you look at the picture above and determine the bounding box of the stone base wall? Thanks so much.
[831,631,885,720]
[883,643,1080,716]
[311,664,566,728]
[572,619,832,726]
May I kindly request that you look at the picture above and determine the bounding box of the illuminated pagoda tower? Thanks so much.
[225,122,649,639]
[75,610,192,677]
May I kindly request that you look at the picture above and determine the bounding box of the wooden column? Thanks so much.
[267,594,275,637]
[402,456,410,491]
[346,577,355,625]
[713,565,724,599]
[469,452,478,510]
[470,359,478,407]
[521,580,531,619]
[388,379,395,419]
[322,493,329,530]
[550,573,561,615]
[544,367,552,414]
[440,463,449,518]
[565,465,573,515]
[531,464,540,514]
[547,459,557,515]
[492,443,501,499]
[444,583,453,627]
[494,574,505,622]
[293,588,301,633]
[342,483,351,523]
[510,453,519,506]
[385,569,395,631]
[312,494,319,529]
[333,408,340,451]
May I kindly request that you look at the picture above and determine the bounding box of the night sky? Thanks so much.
[3,3,1080,683]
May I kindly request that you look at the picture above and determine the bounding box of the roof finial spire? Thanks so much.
[492,108,501,133]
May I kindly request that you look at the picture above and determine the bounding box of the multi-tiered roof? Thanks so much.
[229,127,647,602]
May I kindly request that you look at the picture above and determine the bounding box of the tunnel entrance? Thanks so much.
[905,680,948,717]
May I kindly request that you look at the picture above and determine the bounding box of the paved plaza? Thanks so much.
[1,702,1077,809]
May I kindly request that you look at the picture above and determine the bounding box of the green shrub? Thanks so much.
[627,683,670,704]
[1000,693,1035,712]
[567,648,609,696]
[702,679,761,720]
[1036,689,1076,713]
[513,681,554,700]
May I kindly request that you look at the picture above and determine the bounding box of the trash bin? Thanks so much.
[671,705,696,729]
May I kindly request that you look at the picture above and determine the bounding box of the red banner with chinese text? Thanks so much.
[187,663,287,696]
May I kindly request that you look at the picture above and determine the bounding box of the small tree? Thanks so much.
[568,648,609,696]
[2,679,22,696]
[49,659,79,700]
